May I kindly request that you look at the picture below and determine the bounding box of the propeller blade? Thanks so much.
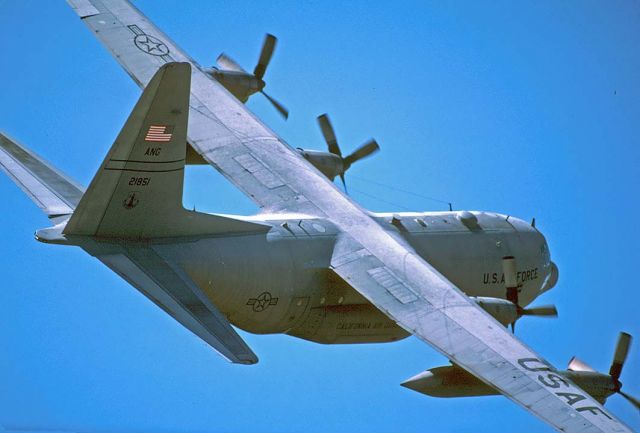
[502,256,519,304]
[567,356,597,373]
[618,390,640,411]
[216,53,246,72]
[609,332,632,380]
[253,33,277,80]
[261,91,289,119]
[340,174,347,193]
[502,256,518,289]
[317,114,341,156]
[343,139,380,169]
[520,305,558,317]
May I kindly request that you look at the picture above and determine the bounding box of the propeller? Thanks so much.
[502,256,558,333]
[618,390,640,411]
[216,53,245,73]
[609,332,639,410]
[567,332,638,410]
[317,113,380,191]
[254,34,288,119]
[518,305,558,318]
[261,89,289,119]
[610,332,631,380]
[216,34,288,119]
[253,33,276,80]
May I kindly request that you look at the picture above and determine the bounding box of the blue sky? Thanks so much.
[0,1,638,432]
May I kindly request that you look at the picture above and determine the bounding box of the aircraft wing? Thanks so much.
[67,0,317,211]
[329,235,634,433]
[66,1,634,431]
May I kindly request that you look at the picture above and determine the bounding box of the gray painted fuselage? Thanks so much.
[153,210,553,344]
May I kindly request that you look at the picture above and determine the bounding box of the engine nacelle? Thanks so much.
[471,296,519,326]
[204,68,264,102]
[297,149,344,180]
[563,371,618,403]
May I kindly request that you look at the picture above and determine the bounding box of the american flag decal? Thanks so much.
[144,125,173,142]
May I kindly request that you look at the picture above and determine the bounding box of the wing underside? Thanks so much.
[66,1,634,431]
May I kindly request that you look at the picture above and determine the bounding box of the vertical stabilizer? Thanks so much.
[64,62,266,238]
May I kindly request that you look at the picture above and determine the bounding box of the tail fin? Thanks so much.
[64,62,266,239]
[0,131,85,223]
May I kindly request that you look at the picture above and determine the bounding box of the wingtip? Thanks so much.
[234,355,259,365]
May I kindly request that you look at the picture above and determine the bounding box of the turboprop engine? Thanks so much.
[471,296,557,328]
[204,33,289,119]
[466,256,558,330]
[185,112,380,172]
[401,332,639,411]
[297,114,380,189]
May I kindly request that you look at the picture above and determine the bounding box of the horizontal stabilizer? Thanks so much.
[97,245,258,364]
[0,132,84,222]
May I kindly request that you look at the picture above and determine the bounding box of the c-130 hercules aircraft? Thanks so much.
[0,1,637,432]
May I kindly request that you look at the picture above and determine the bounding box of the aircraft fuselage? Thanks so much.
[157,210,554,344]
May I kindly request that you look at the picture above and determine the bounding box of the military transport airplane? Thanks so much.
[0,1,637,432]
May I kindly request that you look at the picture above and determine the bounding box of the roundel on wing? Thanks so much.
[134,34,170,56]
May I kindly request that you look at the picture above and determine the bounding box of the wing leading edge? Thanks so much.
[66,1,635,431]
